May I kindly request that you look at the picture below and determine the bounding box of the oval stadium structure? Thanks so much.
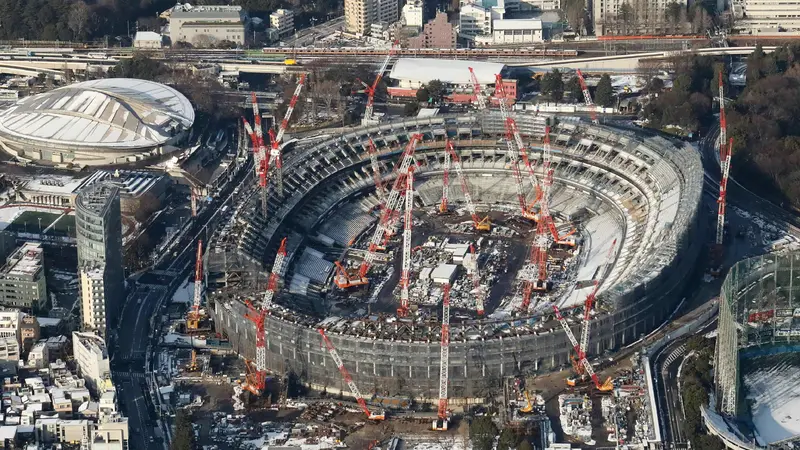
[205,112,704,403]
[0,78,194,166]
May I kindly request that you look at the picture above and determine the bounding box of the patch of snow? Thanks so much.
[744,361,800,444]
[172,278,195,304]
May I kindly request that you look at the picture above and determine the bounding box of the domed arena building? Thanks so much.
[0,78,194,167]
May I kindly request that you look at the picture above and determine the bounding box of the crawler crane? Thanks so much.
[553,304,613,391]
[433,283,452,431]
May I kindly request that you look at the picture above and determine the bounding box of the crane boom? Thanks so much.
[447,140,490,231]
[367,139,386,201]
[575,70,599,124]
[469,245,484,315]
[363,41,399,123]
[717,138,733,246]
[553,305,605,389]
[718,71,727,163]
[318,329,384,420]
[270,74,306,197]
[441,148,450,213]
[187,240,204,330]
[438,283,451,421]
[468,67,487,110]
[398,168,414,316]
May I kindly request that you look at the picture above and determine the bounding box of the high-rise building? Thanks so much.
[72,331,112,395]
[0,242,47,311]
[345,0,401,37]
[732,0,800,32]
[408,12,457,48]
[592,0,688,36]
[75,183,123,339]
[270,9,295,36]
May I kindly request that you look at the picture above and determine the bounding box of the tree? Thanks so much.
[469,417,498,450]
[617,3,635,34]
[68,1,92,39]
[518,440,534,450]
[497,427,519,450]
[595,74,614,107]
[108,54,165,80]
[171,410,194,450]
[666,1,683,31]
[404,102,421,117]
[562,0,586,33]
[648,77,665,93]
[315,79,341,114]
[427,80,445,104]
[565,76,582,103]
[416,86,432,104]
[541,69,564,102]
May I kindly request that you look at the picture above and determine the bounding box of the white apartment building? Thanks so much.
[518,0,560,10]
[270,9,294,36]
[345,0,400,36]
[402,0,425,28]
[459,3,496,37]
[592,0,688,36]
[0,310,20,362]
[732,0,800,32]
[476,17,544,44]
[79,268,107,337]
[72,331,111,395]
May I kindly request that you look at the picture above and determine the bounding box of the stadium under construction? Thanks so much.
[201,109,703,404]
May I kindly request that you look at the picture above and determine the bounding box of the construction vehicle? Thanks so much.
[553,305,613,392]
[186,350,199,372]
[433,283,452,431]
[319,328,385,421]
[333,261,368,288]
[519,391,534,413]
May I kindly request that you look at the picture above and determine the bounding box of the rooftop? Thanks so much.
[0,78,194,150]
[0,242,43,279]
[493,18,543,30]
[170,4,243,21]
[389,58,506,85]
[75,182,119,217]
[73,331,108,358]
[134,31,162,42]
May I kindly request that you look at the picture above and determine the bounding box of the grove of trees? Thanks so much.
[679,337,725,450]
[643,55,719,132]
[171,410,195,450]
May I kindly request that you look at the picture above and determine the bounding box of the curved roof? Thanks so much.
[0,78,194,149]
[389,58,506,85]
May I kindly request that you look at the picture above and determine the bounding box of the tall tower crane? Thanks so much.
[446,140,491,231]
[717,71,727,163]
[440,149,450,214]
[243,238,287,395]
[357,41,398,125]
[433,283,452,431]
[186,240,204,330]
[318,329,385,420]
[577,237,617,373]
[366,139,386,201]
[469,244,484,315]
[552,305,613,391]
[398,168,415,317]
[575,70,599,124]
[717,138,733,247]
[468,67,487,110]
[494,75,539,221]
[267,75,306,198]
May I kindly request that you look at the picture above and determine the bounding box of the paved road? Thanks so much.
[281,16,344,47]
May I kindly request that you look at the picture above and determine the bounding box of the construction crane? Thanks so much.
[553,305,613,391]
[469,244,485,315]
[186,240,204,331]
[446,140,491,231]
[717,71,727,163]
[266,75,306,201]
[468,67,487,110]
[366,139,386,201]
[575,70,599,124]
[540,126,577,246]
[350,135,422,286]
[495,75,539,221]
[440,147,450,214]
[717,138,733,246]
[318,328,385,420]
[249,93,270,217]
[398,168,415,317]
[433,283,452,431]
[243,238,288,395]
[357,41,398,125]
[190,188,198,217]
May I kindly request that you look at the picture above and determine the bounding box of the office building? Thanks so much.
[593,0,688,36]
[458,2,499,38]
[168,3,247,46]
[408,12,457,48]
[402,0,425,28]
[345,0,400,37]
[75,183,123,339]
[0,243,47,311]
[270,9,295,36]
[482,18,545,44]
[72,332,111,396]
[732,0,800,32]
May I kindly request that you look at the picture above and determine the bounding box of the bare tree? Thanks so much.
[68,1,92,39]
[191,34,216,48]
[315,79,341,114]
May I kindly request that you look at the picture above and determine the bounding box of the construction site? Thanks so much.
[162,59,705,446]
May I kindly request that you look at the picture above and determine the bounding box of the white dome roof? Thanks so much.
[0,78,194,150]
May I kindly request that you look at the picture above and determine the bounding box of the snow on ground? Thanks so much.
[744,361,800,444]
[172,278,194,304]
[407,437,469,450]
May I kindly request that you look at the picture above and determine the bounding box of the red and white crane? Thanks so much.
[717,71,727,163]
[268,74,306,198]
[553,304,613,391]
[577,237,617,370]
[355,135,422,284]
[433,283,452,431]
[446,140,490,231]
[717,138,733,246]
[318,328,385,420]
[357,41,398,125]
[440,148,450,214]
[366,138,386,201]
[469,244,485,315]
[398,167,415,317]
[494,75,539,221]
[575,70,599,124]
[243,238,287,395]
[468,67,487,110]
[186,240,204,330]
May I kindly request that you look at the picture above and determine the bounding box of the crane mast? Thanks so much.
[553,305,610,390]
[440,149,450,214]
[318,329,384,420]
[447,140,490,231]
[718,71,727,162]
[469,244,485,315]
[398,168,414,317]
[366,139,386,201]
[187,240,204,330]
[243,238,288,394]
[435,283,452,430]
[717,138,733,246]
[575,70,599,124]
[468,67,487,110]
[269,74,306,199]
[359,41,398,125]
